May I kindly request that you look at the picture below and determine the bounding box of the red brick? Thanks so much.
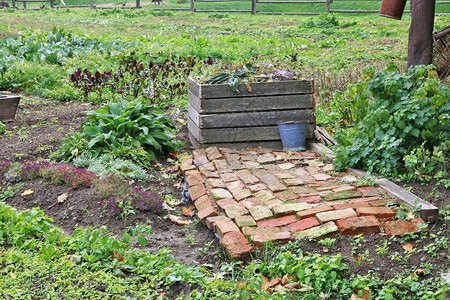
[256,215,298,228]
[193,149,209,166]
[332,185,357,193]
[356,207,396,219]
[369,198,398,207]
[383,218,427,236]
[275,190,299,201]
[221,173,239,183]
[253,231,292,247]
[232,189,252,201]
[198,161,216,173]
[235,169,260,185]
[241,226,281,237]
[203,171,220,178]
[333,201,370,210]
[336,216,381,235]
[295,195,322,204]
[357,187,380,197]
[226,180,245,193]
[316,208,357,223]
[189,184,207,201]
[248,183,267,193]
[268,182,287,192]
[216,198,239,210]
[296,205,334,219]
[216,220,240,238]
[241,197,263,210]
[197,205,217,221]
[205,146,223,161]
[206,178,226,189]
[205,215,230,230]
[180,158,196,172]
[186,172,204,187]
[194,195,212,211]
[313,174,333,181]
[281,217,320,233]
[220,231,254,261]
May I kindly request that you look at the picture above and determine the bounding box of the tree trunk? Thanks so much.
[407,0,436,67]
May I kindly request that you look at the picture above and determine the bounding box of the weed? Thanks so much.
[376,240,390,258]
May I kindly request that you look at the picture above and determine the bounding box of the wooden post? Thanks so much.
[251,0,256,14]
[50,0,54,8]
[12,0,16,8]
[190,0,194,11]
[326,0,330,13]
[136,0,140,8]
[407,0,436,67]
[23,0,26,9]
[90,0,94,9]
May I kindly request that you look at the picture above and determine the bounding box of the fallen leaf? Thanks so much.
[57,192,69,203]
[182,206,196,217]
[402,243,414,251]
[268,277,281,288]
[244,82,253,92]
[112,251,124,262]
[414,269,425,276]
[354,257,362,262]
[21,189,34,196]
[168,214,192,225]
[236,282,245,288]
[165,165,179,173]
[284,282,300,289]
[173,183,181,189]
[67,254,78,263]
[261,276,269,291]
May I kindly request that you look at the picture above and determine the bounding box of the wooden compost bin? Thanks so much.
[187,77,316,150]
[0,95,21,122]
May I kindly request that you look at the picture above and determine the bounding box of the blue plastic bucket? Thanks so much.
[277,122,307,151]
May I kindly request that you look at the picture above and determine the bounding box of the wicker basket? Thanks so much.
[433,25,450,79]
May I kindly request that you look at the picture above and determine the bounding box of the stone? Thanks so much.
[216,220,240,238]
[241,197,263,210]
[283,178,304,186]
[332,185,357,193]
[383,218,427,236]
[333,201,370,210]
[180,159,196,172]
[205,215,230,230]
[216,198,239,210]
[248,183,268,193]
[206,178,226,189]
[253,231,292,247]
[295,195,323,204]
[274,190,299,201]
[255,190,275,203]
[232,189,252,201]
[265,198,284,209]
[257,215,298,228]
[197,206,217,221]
[226,180,245,193]
[221,231,254,261]
[278,162,296,170]
[198,162,216,173]
[357,187,380,197]
[224,204,248,219]
[282,217,320,233]
[268,182,287,192]
[293,221,339,240]
[296,205,334,219]
[205,146,223,161]
[186,173,204,187]
[257,153,277,164]
[356,207,396,219]
[221,173,239,182]
[322,190,363,201]
[235,215,257,227]
[189,184,207,201]
[316,208,357,223]
[336,216,381,235]
[249,205,274,221]
[211,188,233,200]
[193,149,209,166]
[194,195,213,211]
[213,159,233,173]
[235,169,260,185]
[273,203,312,216]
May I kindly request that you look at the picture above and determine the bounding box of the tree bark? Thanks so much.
[407,0,436,68]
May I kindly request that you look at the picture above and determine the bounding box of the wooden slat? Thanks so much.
[257,0,326,3]
[189,132,284,150]
[188,77,313,99]
[188,105,314,128]
[189,91,313,114]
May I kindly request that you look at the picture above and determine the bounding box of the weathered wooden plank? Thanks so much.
[188,104,314,128]
[188,91,313,114]
[189,132,284,150]
[188,77,313,99]
[188,118,314,143]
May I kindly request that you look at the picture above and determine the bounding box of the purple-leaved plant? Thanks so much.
[101,186,163,216]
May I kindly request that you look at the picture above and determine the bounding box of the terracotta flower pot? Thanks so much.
[0,95,20,122]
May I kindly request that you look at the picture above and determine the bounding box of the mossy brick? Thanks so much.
[224,204,248,219]
[226,180,245,193]
[289,167,310,177]
[257,153,277,164]
[241,197,263,210]
[203,171,220,178]
[253,231,292,247]
[220,231,254,261]
[184,170,200,176]
[223,152,240,164]
[198,162,216,173]
[194,195,213,211]
[211,188,233,200]
[193,149,209,167]
[242,226,281,237]
[230,162,246,171]
[357,187,380,197]
[235,215,257,227]
[272,171,296,180]
[205,146,223,161]
[235,169,260,185]
[265,198,284,209]
[252,169,280,184]
[322,164,334,172]
[322,190,363,201]
[216,220,240,238]
[293,221,339,240]
[291,186,318,196]
[221,172,239,183]
[283,178,304,186]
[186,173,204,187]
[232,189,252,201]
[295,195,323,204]
[248,183,267,193]
[277,162,296,170]
[180,159,196,172]
[273,203,312,216]
[257,215,298,228]
[255,190,275,202]
[213,159,232,173]
[316,208,357,223]
[189,184,207,201]
[336,216,381,235]
[205,215,230,230]
[275,190,299,201]
[240,154,256,161]
[197,205,217,221]
[281,217,320,233]
[369,198,398,207]
[268,182,287,192]
[206,178,226,189]
[306,159,325,167]
[307,166,321,175]
[356,207,396,219]
[383,218,427,236]
[176,152,190,163]
[249,205,274,221]
[216,198,239,210]
[296,205,334,219]
[243,161,263,169]
[333,201,370,210]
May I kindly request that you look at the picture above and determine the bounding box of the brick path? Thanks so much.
[177,147,427,261]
